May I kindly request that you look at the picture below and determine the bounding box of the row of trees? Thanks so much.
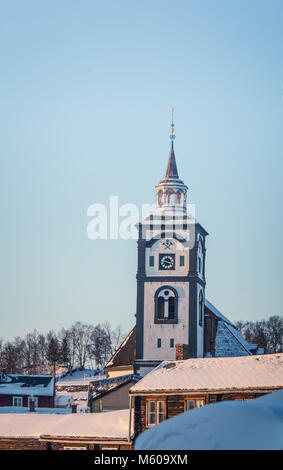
[235,316,283,354]
[0,321,125,376]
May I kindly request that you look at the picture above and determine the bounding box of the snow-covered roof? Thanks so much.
[0,409,131,439]
[129,353,283,394]
[134,389,283,450]
[0,375,54,396]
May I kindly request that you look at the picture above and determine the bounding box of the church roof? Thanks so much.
[105,327,136,369]
[205,299,260,356]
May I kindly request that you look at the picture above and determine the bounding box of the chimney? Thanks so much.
[175,344,190,361]
[71,404,77,414]
[29,400,35,412]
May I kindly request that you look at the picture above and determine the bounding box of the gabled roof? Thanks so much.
[105,327,136,369]
[129,354,283,394]
[0,375,54,396]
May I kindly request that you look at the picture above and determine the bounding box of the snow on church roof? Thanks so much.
[129,354,283,394]
[215,321,252,357]
[205,299,257,356]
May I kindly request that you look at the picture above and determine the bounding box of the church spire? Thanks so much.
[155,108,188,213]
[166,141,179,179]
[165,107,179,179]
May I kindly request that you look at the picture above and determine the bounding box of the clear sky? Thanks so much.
[1,0,282,340]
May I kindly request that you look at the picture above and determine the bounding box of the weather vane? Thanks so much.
[170,106,175,141]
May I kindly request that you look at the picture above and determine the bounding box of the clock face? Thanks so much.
[159,254,175,270]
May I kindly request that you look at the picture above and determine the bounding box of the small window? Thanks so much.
[147,400,166,427]
[13,397,23,407]
[185,399,204,411]
[63,447,87,450]
[170,338,174,348]
[149,256,154,267]
[179,256,184,267]
[157,338,161,348]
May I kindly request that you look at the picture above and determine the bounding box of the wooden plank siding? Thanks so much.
[133,390,274,436]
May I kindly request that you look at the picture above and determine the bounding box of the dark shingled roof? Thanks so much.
[105,327,136,369]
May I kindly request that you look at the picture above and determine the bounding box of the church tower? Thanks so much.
[135,110,208,376]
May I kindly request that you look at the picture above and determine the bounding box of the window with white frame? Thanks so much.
[147,400,166,426]
[12,396,23,407]
[185,398,205,411]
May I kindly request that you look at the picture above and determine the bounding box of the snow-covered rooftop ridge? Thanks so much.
[0,409,131,439]
[205,299,235,327]
[130,353,283,393]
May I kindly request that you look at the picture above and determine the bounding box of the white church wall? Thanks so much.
[143,282,189,361]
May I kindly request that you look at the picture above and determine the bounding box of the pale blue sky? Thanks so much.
[1,0,282,340]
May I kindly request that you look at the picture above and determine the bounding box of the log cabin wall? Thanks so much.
[0,438,132,450]
[133,389,277,436]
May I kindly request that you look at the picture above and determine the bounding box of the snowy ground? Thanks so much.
[135,389,283,450]
[56,368,105,386]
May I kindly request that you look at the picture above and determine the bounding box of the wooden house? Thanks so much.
[129,353,283,437]
[89,374,140,412]
[0,374,55,408]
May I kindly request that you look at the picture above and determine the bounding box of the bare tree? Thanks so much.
[235,316,283,353]
[88,324,112,368]
[46,331,61,378]
[70,322,92,370]
[265,316,283,353]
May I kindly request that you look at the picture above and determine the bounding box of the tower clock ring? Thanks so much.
[159,253,175,270]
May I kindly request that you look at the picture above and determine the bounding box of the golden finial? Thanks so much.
[170,107,175,140]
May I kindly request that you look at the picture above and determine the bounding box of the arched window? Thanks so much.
[199,290,204,327]
[154,286,178,324]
